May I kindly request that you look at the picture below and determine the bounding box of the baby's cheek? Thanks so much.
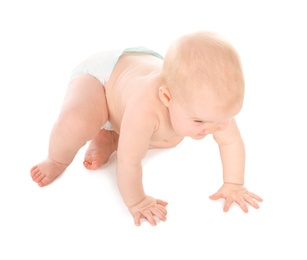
[177,125,194,136]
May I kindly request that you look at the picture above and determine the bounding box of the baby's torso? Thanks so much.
[105,53,183,148]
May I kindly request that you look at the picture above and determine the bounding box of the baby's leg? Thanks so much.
[83,129,119,170]
[31,75,108,187]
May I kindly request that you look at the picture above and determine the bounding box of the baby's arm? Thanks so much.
[116,110,168,226]
[210,118,263,212]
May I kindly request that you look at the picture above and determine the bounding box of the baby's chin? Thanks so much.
[190,134,207,140]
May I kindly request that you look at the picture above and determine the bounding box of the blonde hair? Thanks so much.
[161,31,245,111]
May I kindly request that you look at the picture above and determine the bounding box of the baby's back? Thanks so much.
[105,53,164,133]
[106,53,184,148]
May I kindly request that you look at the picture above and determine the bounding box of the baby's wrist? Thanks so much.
[128,196,147,210]
[224,181,244,185]
[128,196,155,214]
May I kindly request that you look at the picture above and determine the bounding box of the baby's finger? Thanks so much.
[156,199,168,207]
[155,204,168,215]
[248,192,263,202]
[134,212,142,226]
[209,192,222,200]
[244,194,260,209]
[236,196,248,213]
[150,208,167,222]
[223,198,233,212]
[141,209,157,226]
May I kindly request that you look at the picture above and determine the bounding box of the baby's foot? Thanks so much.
[83,129,118,170]
[30,158,69,187]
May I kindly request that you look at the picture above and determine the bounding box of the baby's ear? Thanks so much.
[159,86,171,107]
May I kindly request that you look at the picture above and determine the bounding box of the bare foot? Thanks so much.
[83,129,119,170]
[31,158,69,187]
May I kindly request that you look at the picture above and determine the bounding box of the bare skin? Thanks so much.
[31,33,263,226]
[31,159,69,187]
[83,129,119,170]
[31,129,118,186]
[31,74,109,186]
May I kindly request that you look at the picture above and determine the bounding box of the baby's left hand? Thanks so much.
[209,183,263,213]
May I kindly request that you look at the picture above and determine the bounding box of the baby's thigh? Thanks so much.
[61,74,109,128]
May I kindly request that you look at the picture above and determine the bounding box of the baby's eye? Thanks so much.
[194,120,203,123]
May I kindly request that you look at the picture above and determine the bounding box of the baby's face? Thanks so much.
[169,105,231,139]
[168,92,238,139]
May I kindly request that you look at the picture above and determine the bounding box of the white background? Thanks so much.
[1,0,306,259]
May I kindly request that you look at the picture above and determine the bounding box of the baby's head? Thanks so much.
[160,31,245,125]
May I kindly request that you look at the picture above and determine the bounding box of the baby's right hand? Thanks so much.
[128,196,168,226]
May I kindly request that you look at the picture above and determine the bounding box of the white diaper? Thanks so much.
[102,121,113,131]
[71,49,124,85]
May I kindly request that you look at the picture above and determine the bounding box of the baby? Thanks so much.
[31,31,263,226]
